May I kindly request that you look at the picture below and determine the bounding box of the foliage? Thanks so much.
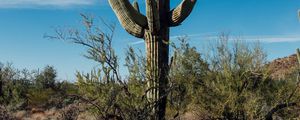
[167,37,209,117]
[58,103,81,120]
[0,106,16,120]
[0,63,73,110]
[50,14,155,119]
[27,88,55,107]
[186,34,300,119]
[48,15,300,119]
[0,63,33,109]
[1,15,299,119]
[34,65,57,89]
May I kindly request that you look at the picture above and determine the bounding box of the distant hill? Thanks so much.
[267,54,299,80]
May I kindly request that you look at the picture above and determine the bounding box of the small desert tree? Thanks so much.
[35,65,57,89]
[48,14,152,119]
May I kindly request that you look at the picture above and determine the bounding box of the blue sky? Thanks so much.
[0,0,299,81]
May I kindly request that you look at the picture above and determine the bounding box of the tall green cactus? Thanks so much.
[108,0,197,118]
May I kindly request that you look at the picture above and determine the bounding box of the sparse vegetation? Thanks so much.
[1,15,300,120]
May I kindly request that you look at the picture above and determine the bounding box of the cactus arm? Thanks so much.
[133,1,140,13]
[146,0,160,34]
[169,0,197,27]
[110,0,147,27]
[108,0,147,38]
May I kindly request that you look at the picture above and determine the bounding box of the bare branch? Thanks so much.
[265,102,298,120]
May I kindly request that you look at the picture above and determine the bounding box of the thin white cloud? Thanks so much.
[0,0,97,8]
[129,34,300,45]
[130,40,144,45]
[129,32,217,45]
[205,35,300,43]
[243,35,300,43]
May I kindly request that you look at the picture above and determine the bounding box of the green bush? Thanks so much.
[27,88,55,107]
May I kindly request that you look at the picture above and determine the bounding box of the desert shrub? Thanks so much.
[0,63,74,110]
[194,35,269,119]
[0,63,33,110]
[50,14,157,119]
[0,106,16,120]
[56,81,78,95]
[75,64,152,120]
[34,65,57,90]
[27,88,55,107]
[185,34,300,119]
[49,14,300,119]
[58,103,81,120]
[167,37,209,117]
[0,63,20,105]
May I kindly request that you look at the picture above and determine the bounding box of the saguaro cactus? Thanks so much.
[108,0,197,118]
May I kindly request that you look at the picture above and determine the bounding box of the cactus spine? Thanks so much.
[108,0,197,119]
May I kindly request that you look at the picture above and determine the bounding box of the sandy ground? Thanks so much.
[13,107,96,120]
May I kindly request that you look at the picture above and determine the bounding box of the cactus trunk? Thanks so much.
[145,29,169,119]
[145,1,170,118]
[108,0,196,119]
